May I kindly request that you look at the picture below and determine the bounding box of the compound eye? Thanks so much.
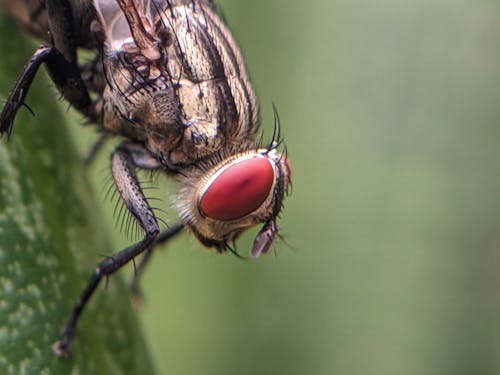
[199,157,275,221]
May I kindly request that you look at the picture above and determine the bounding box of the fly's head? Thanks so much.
[176,139,291,257]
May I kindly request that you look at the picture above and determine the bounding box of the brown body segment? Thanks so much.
[98,0,259,168]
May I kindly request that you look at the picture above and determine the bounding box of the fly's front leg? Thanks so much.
[52,143,161,358]
[46,0,78,64]
[84,132,110,166]
[0,45,47,135]
[131,222,185,303]
[111,144,186,301]
[45,0,101,121]
[0,0,95,136]
[0,45,88,135]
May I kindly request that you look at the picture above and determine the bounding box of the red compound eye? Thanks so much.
[200,157,275,220]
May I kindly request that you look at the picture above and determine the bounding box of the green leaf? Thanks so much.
[0,11,156,375]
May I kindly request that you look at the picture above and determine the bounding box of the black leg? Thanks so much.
[52,144,161,357]
[0,0,98,136]
[156,223,185,245]
[0,43,93,136]
[84,133,110,166]
[1,45,50,135]
[131,222,185,302]
[46,0,78,64]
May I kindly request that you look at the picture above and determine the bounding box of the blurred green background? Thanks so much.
[4,0,500,374]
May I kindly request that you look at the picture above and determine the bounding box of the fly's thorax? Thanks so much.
[96,0,259,169]
[174,148,291,256]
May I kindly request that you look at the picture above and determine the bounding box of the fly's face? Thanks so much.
[178,147,291,257]
[95,0,258,168]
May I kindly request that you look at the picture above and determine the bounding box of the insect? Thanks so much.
[1,0,291,357]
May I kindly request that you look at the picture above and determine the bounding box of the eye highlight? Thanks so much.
[199,156,275,221]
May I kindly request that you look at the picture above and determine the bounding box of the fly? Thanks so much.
[0,0,291,357]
